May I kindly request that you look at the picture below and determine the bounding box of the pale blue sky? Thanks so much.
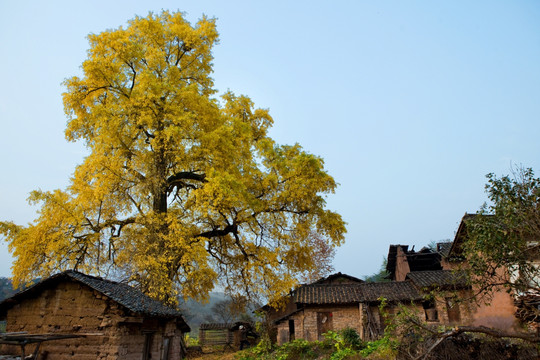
[1,1,539,280]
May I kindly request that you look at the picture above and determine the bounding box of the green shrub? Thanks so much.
[236,338,321,360]
[186,334,199,346]
[339,328,364,350]
[237,328,396,360]
[360,335,397,358]
[274,339,318,359]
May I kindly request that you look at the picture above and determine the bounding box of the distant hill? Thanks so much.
[179,292,230,329]
[179,292,261,337]
[0,278,15,301]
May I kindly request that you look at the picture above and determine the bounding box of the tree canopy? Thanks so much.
[296,231,337,284]
[463,167,540,297]
[0,11,345,305]
[362,257,390,283]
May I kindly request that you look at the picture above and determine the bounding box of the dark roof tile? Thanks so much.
[294,284,362,304]
[436,242,453,257]
[294,281,421,305]
[359,281,422,302]
[0,270,190,331]
[312,272,364,285]
[406,270,469,289]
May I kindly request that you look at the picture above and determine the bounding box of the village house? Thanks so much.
[441,214,525,330]
[262,273,427,345]
[385,239,478,327]
[261,272,364,333]
[405,269,473,324]
[264,214,540,345]
[387,214,540,332]
[0,270,190,360]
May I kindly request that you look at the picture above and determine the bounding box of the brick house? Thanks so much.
[264,273,424,345]
[264,214,540,346]
[387,214,536,332]
[405,269,474,324]
[260,273,364,337]
[441,214,522,330]
[0,270,190,360]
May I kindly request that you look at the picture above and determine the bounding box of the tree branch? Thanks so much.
[166,171,206,193]
[197,224,238,239]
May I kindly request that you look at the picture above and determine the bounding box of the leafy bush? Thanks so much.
[237,327,395,360]
[360,335,396,358]
[339,328,364,350]
[185,334,199,346]
[236,338,322,360]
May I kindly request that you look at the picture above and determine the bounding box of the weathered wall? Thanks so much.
[276,321,290,346]
[1,281,185,360]
[394,246,411,281]
[361,302,426,340]
[441,262,518,330]
[468,288,518,330]
[277,305,362,345]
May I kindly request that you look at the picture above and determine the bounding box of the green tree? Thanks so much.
[463,167,540,297]
[363,257,390,283]
[0,11,345,305]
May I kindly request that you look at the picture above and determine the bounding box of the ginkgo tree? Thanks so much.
[0,11,345,305]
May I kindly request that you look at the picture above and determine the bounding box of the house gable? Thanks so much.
[0,271,190,359]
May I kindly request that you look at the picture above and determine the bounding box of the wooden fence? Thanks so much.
[198,323,234,346]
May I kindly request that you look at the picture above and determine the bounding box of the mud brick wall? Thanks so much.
[276,321,290,345]
[435,290,478,329]
[1,281,185,360]
[277,305,362,345]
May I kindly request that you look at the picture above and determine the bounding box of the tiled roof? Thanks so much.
[448,213,481,258]
[199,323,230,330]
[294,281,421,305]
[294,284,363,304]
[436,242,453,257]
[0,270,190,331]
[406,270,469,289]
[359,281,422,302]
[312,272,364,285]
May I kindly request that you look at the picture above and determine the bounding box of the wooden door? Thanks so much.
[446,298,461,323]
[317,312,333,340]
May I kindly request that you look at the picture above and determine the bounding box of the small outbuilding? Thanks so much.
[198,321,257,349]
[0,270,190,360]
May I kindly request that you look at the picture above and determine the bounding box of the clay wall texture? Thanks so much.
[394,247,411,281]
[276,305,363,345]
[1,281,185,360]
[441,260,518,330]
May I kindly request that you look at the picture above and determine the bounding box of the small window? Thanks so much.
[422,300,438,321]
